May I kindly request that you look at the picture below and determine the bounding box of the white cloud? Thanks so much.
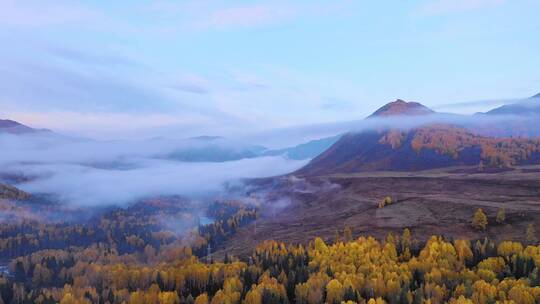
[17,157,307,207]
[417,0,506,15]
[168,74,212,94]
[5,112,193,137]
[0,0,102,27]
[194,4,294,30]
[0,133,307,206]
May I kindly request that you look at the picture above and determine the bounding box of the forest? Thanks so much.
[381,125,540,168]
[2,209,540,304]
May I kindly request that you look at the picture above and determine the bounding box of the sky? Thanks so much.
[0,0,539,139]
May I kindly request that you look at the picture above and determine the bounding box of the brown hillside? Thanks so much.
[298,124,540,175]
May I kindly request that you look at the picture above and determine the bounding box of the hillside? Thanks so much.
[220,166,540,258]
[298,124,540,175]
[262,135,341,160]
[0,184,30,200]
[484,93,540,116]
[297,100,540,176]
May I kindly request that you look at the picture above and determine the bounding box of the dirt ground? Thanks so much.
[214,165,540,258]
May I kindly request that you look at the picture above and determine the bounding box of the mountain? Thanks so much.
[262,135,341,160]
[165,134,342,162]
[0,119,50,134]
[368,99,434,118]
[168,146,264,162]
[471,93,540,137]
[299,124,540,175]
[164,136,267,162]
[484,93,540,116]
[297,100,540,175]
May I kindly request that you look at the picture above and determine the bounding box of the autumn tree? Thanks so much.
[472,208,488,230]
[326,279,344,304]
[400,228,412,261]
[343,226,353,242]
[526,223,537,245]
[194,294,209,304]
[496,208,506,224]
[379,196,392,208]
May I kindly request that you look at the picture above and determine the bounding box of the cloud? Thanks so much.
[0,133,308,207]
[0,40,236,135]
[0,1,370,138]
[195,4,293,30]
[143,1,355,32]
[0,36,334,138]
[417,0,506,15]
[49,47,141,68]
[0,60,171,113]
[0,0,102,28]
[433,99,509,113]
[321,97,354,111]
[17,157,306,207]
[168,74,211,94]
[230,73,270,91]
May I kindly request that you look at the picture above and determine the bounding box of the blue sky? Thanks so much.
[0,0,539,139]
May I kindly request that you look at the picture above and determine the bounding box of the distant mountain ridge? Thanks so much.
[0,119,51,134]
[165,135,337,162]
[0,118,337,163]
[262,135,341,160]
[484,93,540,116]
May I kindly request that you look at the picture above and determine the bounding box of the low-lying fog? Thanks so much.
[0,133,308,207]
[1,107,539,208]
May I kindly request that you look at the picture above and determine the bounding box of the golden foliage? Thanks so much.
[410,124,540,167]
[472,208,488,230]
[6,226,540,304]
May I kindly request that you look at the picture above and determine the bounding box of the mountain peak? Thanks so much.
[531,93,540,99]
[0,119,49,134]
[0,119,24,128]
[368,99,434,118]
